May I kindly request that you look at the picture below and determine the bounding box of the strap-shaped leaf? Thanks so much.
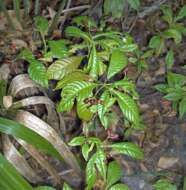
[0,117,61,160]
[65,26,92,42]
[28,59,48,87]
[47,56,83,80]
[110,142,144,160]
[106,161,122,188]
[0,153,34,190]
[63,183,73,190]
[112,90,140,126]
[55,71,90,90]
[107,49,128,79]
[179,98,186,119]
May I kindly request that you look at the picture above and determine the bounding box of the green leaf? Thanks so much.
[47,56,83,80]
[47,40,68,59]
[88,45,98,79]
[153,179,177,190]
[82,143,90,161]
[107,49,128,79]
[127,0,140,10]
[55,71,90,89]
[86,154,97,190]
[161,6,173,25]
[175,5,186,21]
[164,92,183,101]
[104,0,125,18]
[0,154,34,190]
[95,149,107,181]
[149,35,161,49]
[28,59,48,87]
[167,72,186,87]
[0,117,61,160]
[0,80,7,107]
[72,16,96,28]
[106,161,122,188]
[57,97,74,112]
[35,186,56,190]
[112,90,140,126]
[34,16,49,35]
[18,49,34,60]
[179,98,186,118]
[68,136,86,146]
[77,101,93,121]
[110,142,144,159]
[166,50,174,69]
[63,183,73,190]
[163,29,182,44]
[154,84,168,93]
[65,26,91,42]
[110,183,130,190]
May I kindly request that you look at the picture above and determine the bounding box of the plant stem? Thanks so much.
[48,0,67,36]
[0,0,16,30]
[41,33,47,53]
[23,0,31,17]
[13,0,21,23]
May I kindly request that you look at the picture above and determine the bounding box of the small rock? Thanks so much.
[157,156,179,170]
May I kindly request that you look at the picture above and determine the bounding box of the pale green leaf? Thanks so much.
[63,183,73,190]
[34,16,49,35]
[68,136,86,146]
[166,50,174,69]
[127,0,140,10]
[149,35,161,49]
[86,154,97,190]
[112,90,140,126]
[153,179,177,190]
[47,56,83,80]
[107,49,128,79]
[82,143,90,161]
[110,142,144,159]
[179,98,186,118]
[77,101,93,121]
[55,71,90,89]
[110,183,130,190]
[106,161,122,188]
[161,6,173,25]
[28,59,48,87]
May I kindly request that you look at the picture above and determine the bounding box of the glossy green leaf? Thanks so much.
[55,71,90,89]
[106,161,122,188]
[82,143,90,161]
[86,154,97,190]
[95,149,107,180]
[153,179,177,190]
[68,136,86,146]
[127,0,140,10]
[28,59,48,87]
[65,26,91,42]
[107,49,128,79]
[110,142,144,159]
[175,5,186,21]
[166,50,174,69]
[57,97,74,112]
[34,16,49,35]
[164,92,183,101]
[110,183,130,190]
[47,56,83,80]
[35,186,56,190]
[179,98,186,118]
[112,90,140,126]
[77,101,93,121]
[167,72,186,87]
[0,117,61,160]
[0,154,33,190]
[63,183,73,190]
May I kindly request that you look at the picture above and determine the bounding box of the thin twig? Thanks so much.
[61,5,90,14]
